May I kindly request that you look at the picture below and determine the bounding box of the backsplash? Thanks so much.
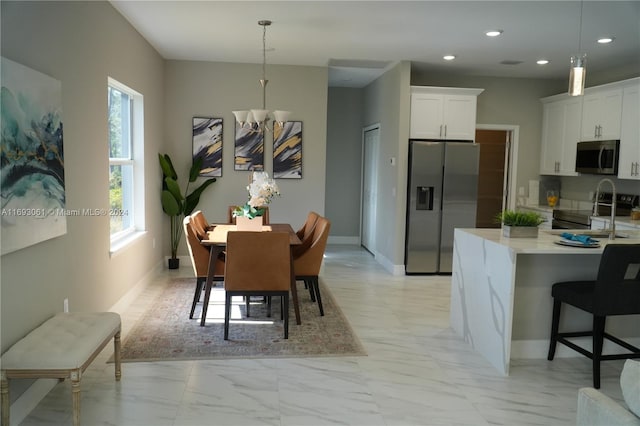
[559,175,640,203]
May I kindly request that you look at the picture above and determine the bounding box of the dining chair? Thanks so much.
[227,205,270,224]
[547,244,640,388]
[293,216,331,316]
[223,231,291,340]
[183,215,225,320]
[292,211,320,258]
[192,210,213,237]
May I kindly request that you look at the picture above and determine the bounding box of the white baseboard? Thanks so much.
[6,260,164,425]
[328,236,359,245]
[372,251,404,276]
[6,379,58,426]
[109,259,163,314]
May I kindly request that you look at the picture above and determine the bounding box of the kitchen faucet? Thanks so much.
[592,178,616,240]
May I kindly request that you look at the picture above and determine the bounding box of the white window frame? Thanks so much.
[108,77,145,254]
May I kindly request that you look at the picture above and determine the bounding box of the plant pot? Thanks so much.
[168,257,180,269]
[502,225,538,238]
[235,215,264,231]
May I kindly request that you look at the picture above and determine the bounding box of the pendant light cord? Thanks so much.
[578,0,583,53]
[261,21,268,109]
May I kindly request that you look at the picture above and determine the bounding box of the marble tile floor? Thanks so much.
[19,245,626,426]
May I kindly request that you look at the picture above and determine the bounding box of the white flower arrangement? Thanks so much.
[233,171,280,219]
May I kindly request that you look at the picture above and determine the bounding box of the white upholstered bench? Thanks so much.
[1,312,121,426]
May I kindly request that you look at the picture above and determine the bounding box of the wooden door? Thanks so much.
[475,130,508,228]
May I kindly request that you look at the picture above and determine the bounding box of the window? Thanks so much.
[108,78,144,251]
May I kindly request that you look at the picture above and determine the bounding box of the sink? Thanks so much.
[547,230,630,239]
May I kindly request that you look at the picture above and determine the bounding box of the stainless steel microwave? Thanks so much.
[575,140,619,175]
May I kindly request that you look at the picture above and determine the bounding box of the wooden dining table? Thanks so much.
[199,223,302,327]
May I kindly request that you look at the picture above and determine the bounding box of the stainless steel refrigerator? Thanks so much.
[405,140,480,274]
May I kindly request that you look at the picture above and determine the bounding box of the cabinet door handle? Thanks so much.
[594,125,598,138]
[439,124,443,138]
[444,124,447,138]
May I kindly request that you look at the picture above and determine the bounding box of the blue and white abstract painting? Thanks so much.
[1,57,66,255]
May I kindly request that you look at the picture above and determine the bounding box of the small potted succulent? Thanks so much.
[496,210,545,238]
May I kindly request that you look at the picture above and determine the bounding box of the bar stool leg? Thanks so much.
[592,316,606,389]
[548,299,562,360]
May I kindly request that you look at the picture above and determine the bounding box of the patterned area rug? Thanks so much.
[115,278,366,362]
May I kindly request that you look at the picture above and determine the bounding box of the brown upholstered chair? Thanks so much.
[227,205,270,224]
[292,211,320,258]
[183,215,225,320]
[192,210,213,237]
[223,231,291,340]
[293,216,331,316]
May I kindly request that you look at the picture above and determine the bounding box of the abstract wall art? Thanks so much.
[234,123,264,171]
[192,117,222,177]
[273,121,302,179]
[1,57,66,255]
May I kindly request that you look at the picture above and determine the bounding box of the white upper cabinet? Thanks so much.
[410,86,484,140]
[580,87,623,140]
[618,82,640,180]
[539,96,581,176]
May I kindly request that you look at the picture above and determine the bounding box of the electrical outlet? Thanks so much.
[64,298,69,313]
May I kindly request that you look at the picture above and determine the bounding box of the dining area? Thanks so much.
[181,179,331,340]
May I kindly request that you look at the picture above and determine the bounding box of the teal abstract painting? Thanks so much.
[1,57,66,255]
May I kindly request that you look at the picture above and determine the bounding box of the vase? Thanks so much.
[236,215,264,231]
[502,225,538,238]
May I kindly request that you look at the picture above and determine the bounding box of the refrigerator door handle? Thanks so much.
[416,186,434,210]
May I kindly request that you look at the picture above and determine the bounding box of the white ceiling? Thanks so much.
[110,1,640,88]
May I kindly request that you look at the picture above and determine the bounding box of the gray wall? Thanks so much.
[1,1,165,353]
[361,62,412,270]
[326,88,364,241]
[163,60,328,257]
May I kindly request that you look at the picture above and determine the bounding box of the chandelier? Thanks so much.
[233,20,291,132]
[568,1,586,96]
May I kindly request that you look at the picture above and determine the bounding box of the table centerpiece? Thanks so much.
[233,171,280,231]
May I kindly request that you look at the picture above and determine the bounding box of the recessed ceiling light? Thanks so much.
[537,59,550,65]
[597,37,615,44]
[443,55,456,61]
[485,30,503,37]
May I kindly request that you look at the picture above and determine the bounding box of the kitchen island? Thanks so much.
[450,228,640,375]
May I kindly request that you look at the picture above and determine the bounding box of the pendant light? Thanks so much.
[568,1,586,96]
[233,20,291,132]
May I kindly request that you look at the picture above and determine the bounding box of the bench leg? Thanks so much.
[70,370,81,426]
[114,331,122,381]
[1,371,9,426]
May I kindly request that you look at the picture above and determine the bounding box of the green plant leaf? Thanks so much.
[158,153,177,180]
[184,178,217,215]
[496,210,544,226]
[189,156,204,182]
[164,177,184,204]
[161,190,181,216]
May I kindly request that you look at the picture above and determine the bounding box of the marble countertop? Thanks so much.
[456,228,640,255]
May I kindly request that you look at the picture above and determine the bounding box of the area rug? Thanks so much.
[114,278,366,362]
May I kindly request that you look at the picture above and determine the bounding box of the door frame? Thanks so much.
[360,123,380,253]
[476,124,520,211]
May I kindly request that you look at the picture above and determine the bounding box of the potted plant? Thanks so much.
[232,171,280,230]
[159,153,217,268]
[496,210,545,238]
